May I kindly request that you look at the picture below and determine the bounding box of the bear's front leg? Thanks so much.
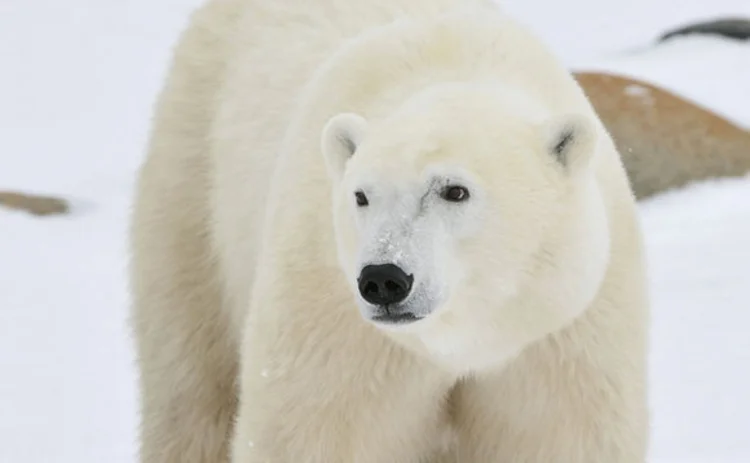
[450,331,649,463]
[229,288,454,463]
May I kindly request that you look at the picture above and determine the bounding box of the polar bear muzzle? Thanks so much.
[356,263,421,325]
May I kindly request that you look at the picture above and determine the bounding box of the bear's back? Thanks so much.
[206,0,495,325]
[199,0,636,335]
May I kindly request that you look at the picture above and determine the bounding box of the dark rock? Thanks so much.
[659,17,750,42]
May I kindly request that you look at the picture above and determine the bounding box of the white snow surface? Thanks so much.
[1,0,749,462]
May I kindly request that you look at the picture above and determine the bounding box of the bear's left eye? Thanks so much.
[354,190,369,207]
[440,185,470,203]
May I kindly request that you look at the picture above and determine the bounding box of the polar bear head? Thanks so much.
[321,82,611,373]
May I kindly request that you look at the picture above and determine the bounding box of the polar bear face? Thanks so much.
[321,83,611,372]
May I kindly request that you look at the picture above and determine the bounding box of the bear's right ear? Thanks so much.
[321,112,368,182]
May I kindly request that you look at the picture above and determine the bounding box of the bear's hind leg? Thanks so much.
[128,2,243,461]
[130,154,238,463]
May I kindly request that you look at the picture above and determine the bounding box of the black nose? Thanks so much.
[357,264,414,306]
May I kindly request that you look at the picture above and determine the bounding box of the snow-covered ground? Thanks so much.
[1,0,748,462]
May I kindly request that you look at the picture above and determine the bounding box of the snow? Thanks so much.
[0,0,748,462]
[641,174,750,463]
[577,36,750,129]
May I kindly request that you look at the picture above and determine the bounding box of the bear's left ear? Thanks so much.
[539,113,598,172]
[321,112,369,182]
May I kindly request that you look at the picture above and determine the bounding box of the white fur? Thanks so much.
[130,0,650,462]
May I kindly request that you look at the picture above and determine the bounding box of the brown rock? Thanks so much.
[575,71,750,199]
[0,190,70,216]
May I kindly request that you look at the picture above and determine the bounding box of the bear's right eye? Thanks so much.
[440,185,470,203]
[354,191,369,207]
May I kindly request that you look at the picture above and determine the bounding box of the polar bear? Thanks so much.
[129,0,650,462]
